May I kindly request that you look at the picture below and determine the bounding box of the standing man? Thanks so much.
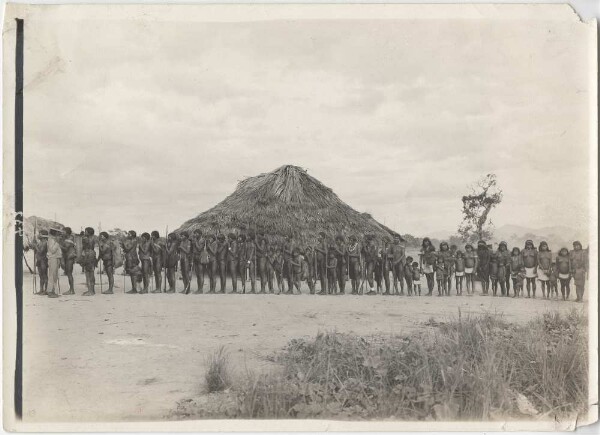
[244,233,257,293]
[360,235,376,295]
[282,235,295,294]
[165,233,179,293]
[27,229,49,295]
[81,227,97,296]
[178,231,192,294]
[207,234,218,293]
[138,233,152,294]
[340,235,360,295]
[476,240,491,295]
[237,234,248,293]
[150,230,165,293]
[304,246,316,294]
[389,234,405,295]
[256,232,269,293]
[216,234,228,293]
[191,229,209,294]
[496,241,511,295]
[570,241,588,302]
[47,228,64,298]
[98,232,115,294]
[333,234,347,294]
[227,233,240,293]
[60,227,77,295]
[122,230,141,294]
[315,232,328,295]
[521,239,538,298]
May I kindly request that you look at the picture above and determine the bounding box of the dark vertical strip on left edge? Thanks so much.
[14,18,24,419]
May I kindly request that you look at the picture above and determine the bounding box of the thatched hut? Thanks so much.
[176,165,399,245]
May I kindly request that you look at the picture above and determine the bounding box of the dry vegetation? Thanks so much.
[172,309,588,421]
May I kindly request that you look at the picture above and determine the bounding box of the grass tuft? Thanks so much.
[205,346,232,393]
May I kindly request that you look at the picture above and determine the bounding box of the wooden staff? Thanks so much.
[33,218,37,294]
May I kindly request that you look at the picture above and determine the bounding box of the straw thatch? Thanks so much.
[176,165,399,245]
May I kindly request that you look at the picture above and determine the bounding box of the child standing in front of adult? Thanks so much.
[435,256,446,296]
[464,244,477,295]
[548,262,559,300]
[412,261,421,296]
[556,247,571,300]
[454,250,465,295]
[404,256,414,295]
[509,247,524,298]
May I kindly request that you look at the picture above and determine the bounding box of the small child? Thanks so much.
[412,262,421,295]
[404,256,414,295]
[454,251,465,295]
[510,247,524,298]
[435,259,446,296]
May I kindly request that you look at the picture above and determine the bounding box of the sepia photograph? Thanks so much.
[2,3,597,432]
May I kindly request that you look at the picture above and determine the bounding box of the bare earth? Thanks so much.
[22,272,587,423]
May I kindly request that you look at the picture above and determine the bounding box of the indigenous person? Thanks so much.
[390,234,406,295]
[138,232,152,294]
[122,230,142,294]
[81,227,97,296]
[421,238,435,295]
[315,232,328,295]
[333,235,347,294]
[404,256,414,295]
[489,249,500,296]
[282,235,296,294]
[60,227,77,294]
[237,234,248,293]
[347,235,362,294]
[289,248,303,294]
[439,242,454,294]
[150,231,165,293]
[27,229,49,295]
[304,246,316,294]
[412,262,421,296]
[207,234,218,293]
[47,228,64,298]
[521,240,538,297]
[570,241,588,302]
[191,230,209,293]
[256,232,269,293]
[464,244,477,295]
[537,241,552,299]
[496,248,508,297]
[244,233,257,293]
[327,245,338,293]
[227,233,240,293]
[361,235,377,295]
[548,263,559,300]
[556,247,571,300]
[476,241,491,295]
[509,247,524,298]
[165,233,179,293]
[271,243,284,293]
[98,232,115,294]
[454,251,465,295]
[435,254,447,296]
[178,232,192,294]
[496,241,511,294]
[216,234,228,293]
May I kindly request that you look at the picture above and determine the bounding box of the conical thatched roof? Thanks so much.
[177,165,399,245]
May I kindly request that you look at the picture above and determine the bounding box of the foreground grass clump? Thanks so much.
[205,346,232,393]
[185,310,587,420]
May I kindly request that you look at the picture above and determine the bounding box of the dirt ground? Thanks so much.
[22,271,587,423]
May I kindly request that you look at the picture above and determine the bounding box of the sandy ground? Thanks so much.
[22,271,587,423]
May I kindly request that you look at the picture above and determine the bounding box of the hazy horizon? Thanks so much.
[5,7,594,237]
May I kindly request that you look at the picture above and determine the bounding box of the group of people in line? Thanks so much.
[26,227,589,303]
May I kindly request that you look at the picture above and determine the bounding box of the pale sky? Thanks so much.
[6,5,594,237]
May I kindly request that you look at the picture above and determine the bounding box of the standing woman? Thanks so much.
[60,227,77,295]
[464,244,477,295]
[556,247,571,300]
[421,241,436,296]
[476,241,490,295]
[165,233,179,293]
[509,247,524,297]
[521,240,538,298]
[138,233,152,294]
[537,241,552,299]
[570,241,588,302]
[122,230,141,294]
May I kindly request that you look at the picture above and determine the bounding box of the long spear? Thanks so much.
[33,218,37,294]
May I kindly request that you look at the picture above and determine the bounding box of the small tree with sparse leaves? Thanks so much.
[458,174,503,244]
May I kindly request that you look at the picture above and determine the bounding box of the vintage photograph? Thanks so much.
[2,3,597,431]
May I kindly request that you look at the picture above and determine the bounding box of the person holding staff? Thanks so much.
[98,232,115,294]
[150,230,165,293]
[60,227,77,295]
[27,229,49,295]
[81,227,97,296]
[138,233,152,294]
